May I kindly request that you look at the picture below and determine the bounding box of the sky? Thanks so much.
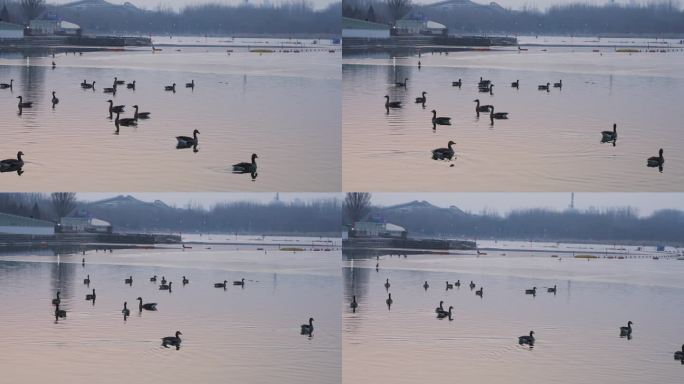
[50,0,337,10]
[78,193,684,216]
[405,0,674,11]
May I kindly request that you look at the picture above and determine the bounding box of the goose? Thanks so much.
[547,285,557,293]
[478,78,491,87]
[114,77,125,85]
[81,81,95,89]
[233,278,245,286]
[473,99,492,113]
[601,124,617,142]
[446,281,454,290]
[431,110,451,125]
[51,291,61,305]
[127,81,136,89]
[452,79,462,87]
[137,297,157,311]
[176,130,199,146]
[0,151,24,170]
[384,95,402,108]
[553,80,563,88]
[674,345,683,360]
[395,78,408,87]
[423,281,429,290]
[538,82,550,91]
[83,274,90,285]
[51,91,59,105]
[525,287,537,295]
[115,112,137,127]
[384,278,390,289]
[103,86,116,94]
[159,281,172,290]
[435,301,445,314]
[469,281,475,289]
[107,100,125,114]
[162,331,182,348]
[164,83,176,91]
[86,289,96,301]
[122,302,130,316]
[385,293,393,306]
[214,280,228,288]
[133,105,150,119]
[519,331,535,345]
[54,303,67,318]
[182,276,189,285]
[161,276,167,285]
[0,79,13,89]
[620,321,633,336]
[351,296,358,310]
[454,280,461,287]
[150,275,157,282]
[437,306,453,319]
[124,276,133,285]
[186,80,195,88]
[415,91,427,104]
[52,61,56,68]
[511,80,519,88]
[479,84,493,93]
[475,287,483,297]
[16,96,32,108]
[647,149,664,167]
[490,107,509,120]
[300,318,314,334]
[232,154,258,173]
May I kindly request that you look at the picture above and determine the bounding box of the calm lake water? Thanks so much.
[0,38,340,191]
[343,251,684,384]
[0,245,340,384]
[343,40,684,191]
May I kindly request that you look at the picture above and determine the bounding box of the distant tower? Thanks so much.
[570,192,575,210]
[274,192,280,203]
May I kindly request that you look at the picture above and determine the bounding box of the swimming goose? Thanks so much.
[182,276,189,285]
[214,280,228,288]
[0,151,24,170]
[423,281,429,290]
[176,129,199,146]
[435,301,445,314]
[127,81,136,89]
[114,77,125,85]
[186,80,195,88]
[83,274,90,285]
[16,96,32,108]
[489,107,509,120]
[647,149,664,167]
[454,280,461,287]
[386,293,393,306]
[162,331,182,348]
[511,80,519,88]
[86,289,96,301]
[519,331,535,345]
[384,278,390,289]
[233,278,245,286]
[161,276,167,285]
[475,287,483,297]
[51,291,61,305]
[107,100,125,114]
[674,345,683,360]
[0,79,13,89]
[553,80,563,88]
[620,321,633,336]
[125,276,133,285]
[233,154,258,173]
[51,91,59,105]
[395,78,408,87]
[103,86,116,94]
[601,124,617,142]
[132,105,150,119]
[547,285,557,293]
[479,84,493,93]
[469,281,475,289]
[121,302,130,316]
[159,281,172,290]
[150,275,157,282]
[137,297,157,311]
[115,112,137,127]
[54,303,67,318]
[473,99,492,113]
[437,306,453,319]
[300,318,314,334]
[384,95,402,108]
[446,281,454,290]
[415,91,427,104]
[478,78,491,87]
[431,110,451,125]
[525,287,537,295]
[452,79,462,87]
[164,83,176,91]
[351,296,358,310]
[81,81,95,89]
[538,83,550,91]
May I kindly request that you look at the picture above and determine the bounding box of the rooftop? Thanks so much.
[342,17,390,31]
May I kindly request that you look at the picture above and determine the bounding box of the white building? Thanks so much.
[0,21,24,39]
[352,221,407,239]
[342,17,390,39]
[395,15,447,36]
[0,212,55,236]
[29,15,81,36]
[60,216,112,233]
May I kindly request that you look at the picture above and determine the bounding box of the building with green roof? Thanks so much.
[0,212,55,235]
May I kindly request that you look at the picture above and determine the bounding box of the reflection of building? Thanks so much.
[60,209,112,233]
[395,14,447,36]
[29,13,81,36]
[0,21,24,39]
[0,212,55,235]
[351,220,407,239]
[342,17,390,39]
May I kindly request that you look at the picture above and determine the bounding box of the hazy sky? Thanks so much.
[408,0,674,10]
[78,193,684,216]
[51,0,337,10]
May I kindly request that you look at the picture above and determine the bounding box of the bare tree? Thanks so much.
[344,192,372,225]
[51,192,77,220]
[21,0,45,22]
[387,0,411,22]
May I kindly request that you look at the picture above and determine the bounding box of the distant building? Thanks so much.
[0,21,24,39]
[29,13,81,36]
[351,220,407,239]
[342,17,390,39]
[0,212,55,236]
[395,13,447,36]
[60,208,112,233]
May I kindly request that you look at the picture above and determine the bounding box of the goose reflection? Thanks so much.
[176,142,199,153]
